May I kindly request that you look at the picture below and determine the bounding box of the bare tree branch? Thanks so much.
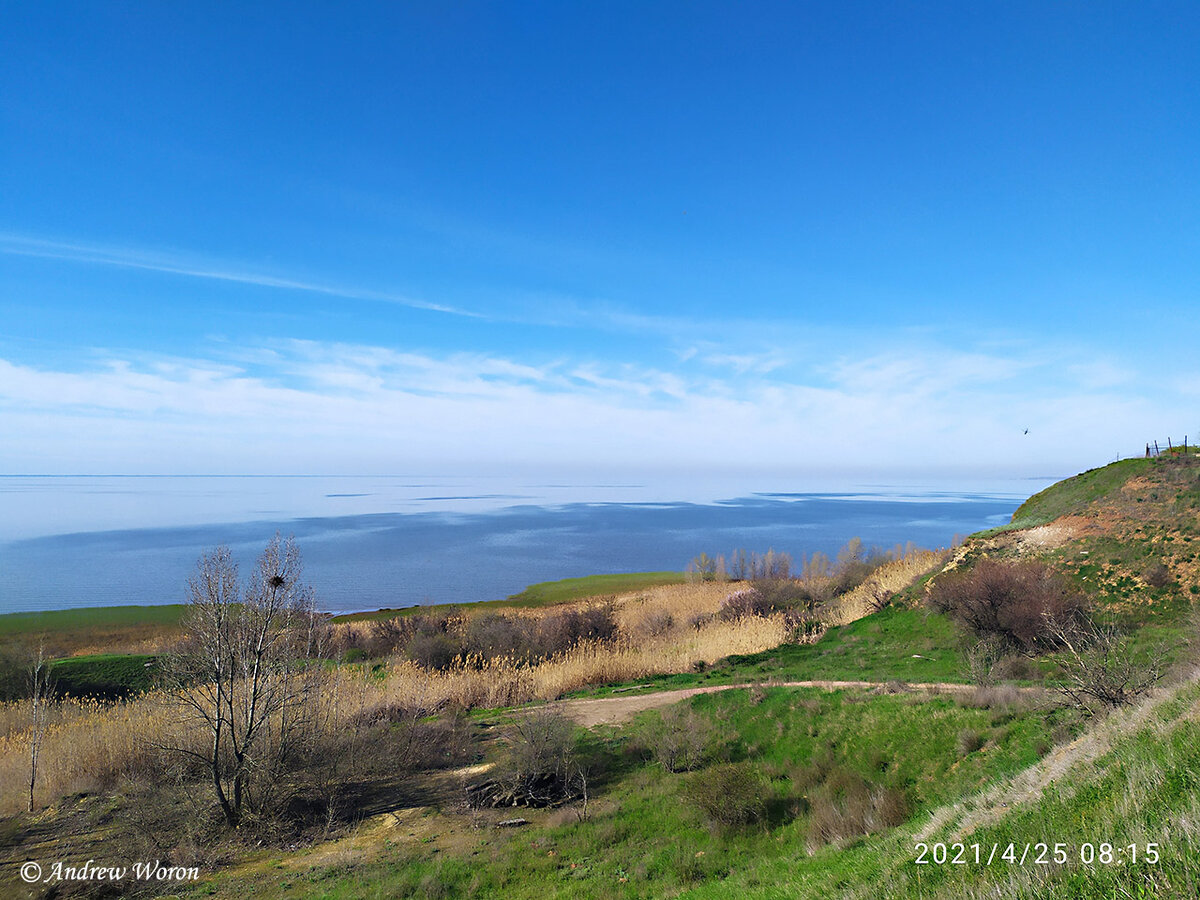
[1043,615,1164,714]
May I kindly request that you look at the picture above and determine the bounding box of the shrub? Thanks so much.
[1143,562,1173,589]
[637,609,675,638]
[687,552,727,582]
[963,635,1007,686]
[463,613,534,661]
[535,603,618,657]
[718,588,774,620]
[956,728,985,755]
[407,631,460,670]
[957,683,1023,710]
[927,558,1087,650]
[992,653,1036,681]
[830,538,892,597]
[0,649,30,701]
[638,705,718,772]
[753,578,816,611]
[718,581,813,621]
[1045,619,1165,714]
[471,710,579,808]
[364,616,417,656]
[806,767,909,848]
[681,762,768,829]
[782,609,825,643]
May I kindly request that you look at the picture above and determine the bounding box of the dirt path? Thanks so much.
[544,680,993,727]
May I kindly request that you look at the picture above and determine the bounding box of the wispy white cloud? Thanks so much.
[825,351,1033,395]
[0,338,1185,474]
[0,233,486,319]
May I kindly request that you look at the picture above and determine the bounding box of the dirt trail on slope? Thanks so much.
[543,680,997,728]
[916,667,1200,843]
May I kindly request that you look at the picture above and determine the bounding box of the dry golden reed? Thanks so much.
[821,548,950,626]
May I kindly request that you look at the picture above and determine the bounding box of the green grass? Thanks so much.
[562,605,971,701]
[688,686,1061,812]
[0,569,682,635]
[675,676,1200,900]
[967,456,1158,539]
[328,572,687,623]
[847,677,1200,900]
[178,684,1065,900]
[0,604,187,661]
[505,571,687,606]
[48,652,160,700]
[0,604,187,637]
[717,605,967,684]
[1007,458,1152,531]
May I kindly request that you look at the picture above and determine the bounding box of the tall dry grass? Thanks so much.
[821,548,950,626]
[0,581,800,815]
[0,693,190,814]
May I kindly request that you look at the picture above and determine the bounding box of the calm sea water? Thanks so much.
[0,474,1052,614]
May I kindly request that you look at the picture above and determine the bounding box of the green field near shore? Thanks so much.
[0,604,187,636]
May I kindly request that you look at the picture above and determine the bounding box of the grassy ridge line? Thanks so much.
[980,458,1153,536]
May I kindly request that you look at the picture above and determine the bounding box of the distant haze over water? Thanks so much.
[0,473,1056,615]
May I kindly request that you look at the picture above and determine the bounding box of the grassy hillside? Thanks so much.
[160,684,1073,900]
[561,605,969,700]
[960,452,1199,629]
[1006,458,1155,530]
[328,572,686,623]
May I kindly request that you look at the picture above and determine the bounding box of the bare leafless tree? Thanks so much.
[1044,617,1164,714]
[27,645,53,812]
[163,535,325,826]
[963,635,1008,687]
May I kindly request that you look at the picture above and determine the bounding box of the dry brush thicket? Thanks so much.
[690,541,949,627]
[926,557,1089,651]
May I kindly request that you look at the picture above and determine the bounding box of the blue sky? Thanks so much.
[2,2,1198,478]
